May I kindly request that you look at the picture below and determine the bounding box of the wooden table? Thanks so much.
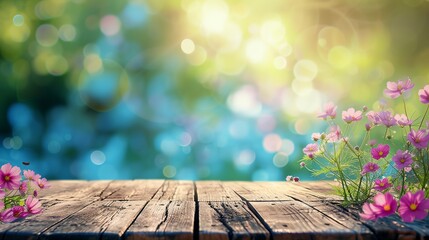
[1,180,427,240]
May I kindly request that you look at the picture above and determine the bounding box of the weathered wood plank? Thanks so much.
[299,201,375,240]
[38,200,146,240]
[124,200,195,240]
[196,181,241,201]
[199,201,270,240]
[2,201,94,240]
[40,180,112,201]
[151,180,194,201]
[224,181,294,201]
[100,180,164,200]
[260,182,343,201]
[250,201,357,240]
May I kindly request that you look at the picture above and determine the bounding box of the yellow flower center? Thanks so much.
[369,166,374,170]
[400,158,405,163]
[379,151,384,156]
[4,176,10,181]
[410,203,417,211]
[379,183,385,187]
[383,205,391,211]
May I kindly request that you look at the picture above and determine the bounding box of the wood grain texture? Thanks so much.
[199,201,270,240]
[196,181,241,201]
[152,180,194,201]
[250,201,357,240]
[39,200,147,240]
[100,180,165,200]
[124,200,195,240]
[224,181,294,201]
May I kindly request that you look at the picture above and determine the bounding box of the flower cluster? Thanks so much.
[0,163,50,222]
[300,77,429,223]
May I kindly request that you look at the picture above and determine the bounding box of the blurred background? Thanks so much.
[1,0,429,180]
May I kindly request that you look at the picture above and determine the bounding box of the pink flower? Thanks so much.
[373,178,392,191]
[398,190,429,222]
[368,139,377,147]
[19,181,28,195]
[303,143,318,159]
[361,162,380,175]
[377,111,397,128]
[360,202,379,220]
[0,190,5,199]
[36,178,51,189]
[384,78,414,99]
[418,85,429,104]
[285,175,293,181]
[326,125,341,142]
[0,163,21,190]
[394,114,413,127]
[1,206,27,222]
[370,144,390,160]
[371,192,398,218]
[342,108,362,123]
[25,196,42,215]
[366,111,381,125]
[407,129,429,149]
[24,170,41,182]
[311,133,321,141]
[318,102,337,120]
[392,150,413,170]
[0,209,16,223]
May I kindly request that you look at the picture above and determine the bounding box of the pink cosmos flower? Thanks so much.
[311,133,321,141]
[398,190,429,222]
[24,170,41,182]
[371,192,398,218]
[418,85,429,104]
[407,129,429,149]
[303,143,318,159]
[373,178,392,191]
[36,178,51,190]
[361,162,380,175]
[366,111,381,125]
[318,102,337,120]
[326,125,341,142]
[384,78,414,99]
[25,196,42,215]
[377,111,397,128]
[394,114,413,127]
[392,150,413,170]
[360,202,379,220]
[0,163,21,190]
[368,139,377,147]
[342,108,363,123]
[370,144,390,160]
[19,181,28,195]
[0,209,16,223]
[1,206,27,222]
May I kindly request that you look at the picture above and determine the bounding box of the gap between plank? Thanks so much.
[109,179,166,240]
[232,189,274,240]
[193,181,199,240]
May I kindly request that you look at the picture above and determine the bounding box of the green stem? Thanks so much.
[419,105,429,130]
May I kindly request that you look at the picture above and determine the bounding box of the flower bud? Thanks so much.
[300,162,306,168]
[293,177,300,182]
[354,146,360,151]
[365,123,372,131]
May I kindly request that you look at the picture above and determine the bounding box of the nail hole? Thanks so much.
[282,224,288,227]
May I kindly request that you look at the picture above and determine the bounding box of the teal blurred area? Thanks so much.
[0,0,429,180]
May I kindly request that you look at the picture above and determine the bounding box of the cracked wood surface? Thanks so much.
[1,180,428,240]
